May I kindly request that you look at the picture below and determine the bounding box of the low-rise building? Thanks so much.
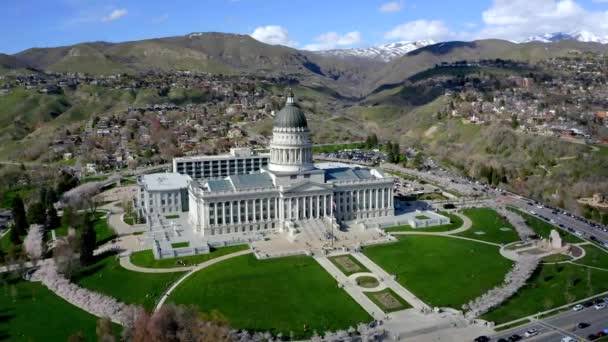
[136,173,191,218]
[172,147,269,179]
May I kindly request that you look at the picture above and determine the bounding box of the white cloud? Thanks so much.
[303,31,362,50]
[150,14,169,24]
[476,0,608,41]
[250,25,297,46]
[384,20,450,41]
[102,8,127,22]
[379,1,402,13]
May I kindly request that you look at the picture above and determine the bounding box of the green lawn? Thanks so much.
[171,242,190,248]
[0,277,117,341]
[508,208,582,243]
[55,211,116,245]
[130,244,249,269]
[123,215,134,225]
[363,235,513,309]
[0,185,36,209]
[384,211,463,233]
[542,253,572,263]
[482,263,608,324]
[74,253,185,310]
[165,214,180,219]
[364,288,412,313]
[167,254,371,338]
[576,245,608,269]
[456,208,520,244]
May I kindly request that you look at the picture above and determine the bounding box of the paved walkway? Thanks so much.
[351,252,431,310]
[119,254,193,273]
[314,256,386,320]
[101,201,146,236]
[154,249,252,312]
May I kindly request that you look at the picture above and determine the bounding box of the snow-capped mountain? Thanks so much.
[522,31,608,44]
[315,40,436,62]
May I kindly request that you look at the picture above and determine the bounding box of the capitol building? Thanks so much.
[187,92,395,237]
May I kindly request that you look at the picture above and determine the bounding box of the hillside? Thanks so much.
[369,39,608,93]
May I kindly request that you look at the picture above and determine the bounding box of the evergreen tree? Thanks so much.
[11,196,28,236]
[9,225,21,244]
[392,143,400,163]
[39,187,48,210]
[62,206,75,229]
[27,202,46,225]
[79,213,96,265]
[46,206,60,231]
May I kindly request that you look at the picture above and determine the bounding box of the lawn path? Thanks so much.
[351,252,432,311]
[119,255,193,273]
[388,212,503,246]
[154,249,252,312]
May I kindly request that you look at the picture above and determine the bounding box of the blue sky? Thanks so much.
[2,0,608,54]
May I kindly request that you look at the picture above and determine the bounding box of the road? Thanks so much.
[501,194,608,246]
[492,305,608,341]
[378,163,608,248]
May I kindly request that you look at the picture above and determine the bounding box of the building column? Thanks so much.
[245,200,249,223]
[237,201,241,223]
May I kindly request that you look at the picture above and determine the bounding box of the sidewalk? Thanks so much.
[351,252,431,311]
[314,255,386,320]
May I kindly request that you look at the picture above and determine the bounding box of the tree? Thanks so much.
[79,213,96,265]
[27,202,46,225]
[24,224,45,263]
[62,206,76,229]
[53,234,80,278]
[46,206,60,231]
[96,317,116,342]
[413,152,425,169]
[62,182,102,213]
[11,196,28,236]
[511,114,520,129]
[9,226,20,244]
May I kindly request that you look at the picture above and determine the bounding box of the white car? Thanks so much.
[594,303,606,310]
[572,304,584,311]
[561,337,578,342]
[575,231,583,236]
[524,328,539,337]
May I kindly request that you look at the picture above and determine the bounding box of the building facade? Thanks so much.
[188,92,395,237]
[173,148,269,179]
[137,173,191,217]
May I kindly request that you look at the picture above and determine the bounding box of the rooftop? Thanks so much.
[140,173,190,191]
[205,172,275,192]
[324,167,382,182]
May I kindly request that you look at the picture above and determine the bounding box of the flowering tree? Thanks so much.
[31,261,138,325]
[61,181,103,213]
[464,256,540,318]
[496,207,534,239]
[23,224,45,263]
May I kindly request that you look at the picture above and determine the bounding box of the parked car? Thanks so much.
[508,334,522,341]
[572,304,584,311]
[524,328,539,337]
[577,322,590,329]
[561,337,578,342]
[474,336,490,342]
[593,303,605,310]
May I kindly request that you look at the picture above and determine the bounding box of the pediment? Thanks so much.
[284,181,332,193]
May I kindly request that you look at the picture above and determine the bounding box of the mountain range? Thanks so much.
[4,31,608,96]
[522,30,608,44]
[315,40,436,62]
